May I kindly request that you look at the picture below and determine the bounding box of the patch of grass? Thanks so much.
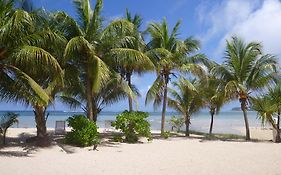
[189,130,246,140]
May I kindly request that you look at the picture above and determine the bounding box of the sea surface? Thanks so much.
[0,110,266,135]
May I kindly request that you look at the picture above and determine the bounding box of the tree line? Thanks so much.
[0,0,280,144]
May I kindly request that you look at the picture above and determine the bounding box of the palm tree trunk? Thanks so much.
[93,112,98,122]
[209,110,215,134]
[185,115,190,137]
[34,106,47,138]
[277,110,280,130]
[3,129,7,145]
[126,73,133,111]
[161,75,169,134]
[86,74,94,121]
[274,110,281,143]
[33,105,50,146]
[241,99,250,140]
[274,128,281,143]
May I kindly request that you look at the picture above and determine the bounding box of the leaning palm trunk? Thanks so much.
[273,128,281,143]
[209,109,215,134]
[161,75,169,134]
[241,99,250,140]
[268,117,281,143]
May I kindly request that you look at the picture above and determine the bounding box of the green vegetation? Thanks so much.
[189,130,246,140]
[168,77,204,136]
[161,131,171,139]
[111,111,152,143]
[169,116,184,132]
[0,112,18,145]
[145,19,206,135]
[65,115,99,147]
[0,0,280,145]
[199,62,228,134]
[251,82,281,143]
[212,37,277,140]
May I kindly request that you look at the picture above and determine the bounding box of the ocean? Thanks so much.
[0,110,265,135]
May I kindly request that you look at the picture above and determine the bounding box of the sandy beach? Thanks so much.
[0,128,281,175]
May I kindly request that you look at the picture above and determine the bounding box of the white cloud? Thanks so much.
[169,0,188,15]
[197,0,281,59]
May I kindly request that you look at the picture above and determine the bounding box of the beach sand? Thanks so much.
[0,128,281,175]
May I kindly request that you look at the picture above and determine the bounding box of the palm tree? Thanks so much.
[0,1,51,102]
[213,36,277,140]
[0,112,19,145]
[62,0,109,121]
[60,73,133,121]
[104,9,154,111]
[167,77,204,136]
[268,83,281,131]
[0,2,66,144]
[200,62,227,134]
[145,18,205,134]
[62,0,137,120]
[251,96,280,143]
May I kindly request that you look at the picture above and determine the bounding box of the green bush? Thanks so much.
[65,115,99,147]
[161,131,171,139]
[111,110,152,143]
[169,116,184,132]
[112,133,123,142]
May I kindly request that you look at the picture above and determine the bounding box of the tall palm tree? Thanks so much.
[62,0,141,120]
[251,96,280,143]
[0,2,66,144]
[145,18,205,134]
[213,36,277,140]
[168,77,204,136]
[105,10,154,111]
[62,0,110,121]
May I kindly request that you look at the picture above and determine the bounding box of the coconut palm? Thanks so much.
[212,36,277,140]
[104,10,154,111]
[0,0,51,103]
[62,0,139,120]
[0,3,66,144]
[0,112,19,145]
[268,82,281,130]
[167,77,204,136]
[145,18,205,134]
[251,96,280,143]
[200,62,227,134]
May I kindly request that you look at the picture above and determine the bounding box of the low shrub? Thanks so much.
[161,131,171,139]
[65,115,99,147]
[111,110,152,143]
[112,133,123,142]
[169,116,184,132]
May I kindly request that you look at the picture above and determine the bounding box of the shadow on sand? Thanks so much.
[0,129,273,157]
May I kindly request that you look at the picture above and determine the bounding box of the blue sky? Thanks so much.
[1,0,281,112]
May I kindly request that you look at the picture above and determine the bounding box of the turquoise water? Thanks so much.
[0,111,263,134]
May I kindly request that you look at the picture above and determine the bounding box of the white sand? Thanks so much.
[0,128,281,175]
[237,127,274,141]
